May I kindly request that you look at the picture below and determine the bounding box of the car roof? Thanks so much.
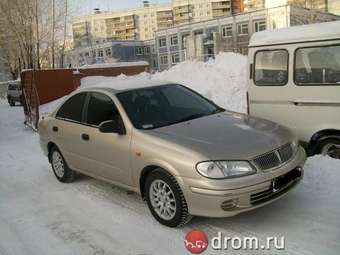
[77,79,175,95]
[249,20,340,47]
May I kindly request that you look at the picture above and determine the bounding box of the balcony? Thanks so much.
[212,1,231,10]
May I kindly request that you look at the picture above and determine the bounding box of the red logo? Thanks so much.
[184,229,208,254]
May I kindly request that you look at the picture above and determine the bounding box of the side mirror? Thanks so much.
[99,120,126,135]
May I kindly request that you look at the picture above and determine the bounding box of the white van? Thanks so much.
[248,20,340,159]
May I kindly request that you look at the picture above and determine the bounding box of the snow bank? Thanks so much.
[39,52,248,116]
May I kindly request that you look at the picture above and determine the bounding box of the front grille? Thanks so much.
[253,143,294,171]
[278,143,293,163]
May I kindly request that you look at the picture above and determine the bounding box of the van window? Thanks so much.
[254,50,288,86]
[295,45,340,85]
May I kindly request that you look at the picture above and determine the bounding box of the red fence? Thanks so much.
[21,63,149,130]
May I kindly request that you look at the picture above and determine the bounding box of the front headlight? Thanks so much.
[196,161,256,179]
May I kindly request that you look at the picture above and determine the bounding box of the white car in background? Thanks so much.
[247,21,340,159]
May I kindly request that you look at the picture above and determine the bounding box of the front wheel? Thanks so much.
[317,137,340,159]
[50,146,75,183]
[145,170,192,227]
[8,97,15,106]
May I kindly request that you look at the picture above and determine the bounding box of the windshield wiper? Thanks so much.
[211,107,225,114]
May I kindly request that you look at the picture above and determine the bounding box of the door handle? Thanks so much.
[52,126,58,132]
[81,133,90,141]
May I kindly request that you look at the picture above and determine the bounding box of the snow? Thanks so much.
[78,61,149,69]
[2,53,340,254]
[40,52,248,115]
[249,20,340,47]
[1,100,340,254]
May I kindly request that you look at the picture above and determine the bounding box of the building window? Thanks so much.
[85,52,90,57]
[170,35,178,46]
[294,45,340,86]
[98,49,104,57]
[254,50,288,86]
[105,48,112,56]
[237,23,248,35]
[222,25,233,37]
[171,53,180,64]
[136,47,144,55]
[160,55,168,65]
[159,37,167,48]
[254,20,266,32]
[145,46,150,54]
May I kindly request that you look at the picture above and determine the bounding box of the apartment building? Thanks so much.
[155,4,339,70]
[245,0,340,14]
[72,0,245,48]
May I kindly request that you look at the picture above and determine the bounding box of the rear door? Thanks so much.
[52,92,91,172]
[80,92,132,186]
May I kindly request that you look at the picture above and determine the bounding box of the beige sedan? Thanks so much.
[39,81,306,227]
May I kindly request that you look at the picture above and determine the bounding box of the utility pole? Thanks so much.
[60,0,68,68]
[35,0,40,69]
[52,0,55,69]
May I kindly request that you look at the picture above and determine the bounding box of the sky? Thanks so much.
[70,0,171,17]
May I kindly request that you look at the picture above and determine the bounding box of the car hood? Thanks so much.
[148,112,293,160]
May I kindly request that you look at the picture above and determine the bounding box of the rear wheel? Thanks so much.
[145,170,192,227]
[50,146,75,183]
[316,137,340,159]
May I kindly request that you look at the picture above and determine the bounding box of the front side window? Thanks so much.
[85,92,119,126]
[254,50,288,86]
[56,93,87,122]
[295,45,340,85]
[117,84,222,130]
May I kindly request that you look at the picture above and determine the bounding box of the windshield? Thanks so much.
[117,84,224,130]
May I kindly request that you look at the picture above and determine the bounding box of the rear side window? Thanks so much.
[254,50,288,86]
[85,92,119,126]
[295,45,340,85]
[56,93,87,122]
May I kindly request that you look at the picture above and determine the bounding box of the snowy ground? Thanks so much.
[1,53,340,254]
[1,102,340,255]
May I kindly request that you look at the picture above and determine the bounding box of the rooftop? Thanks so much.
[249,20,340,47]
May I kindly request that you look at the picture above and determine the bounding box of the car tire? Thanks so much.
[8,98,15,107]
[316,137,340,159]
[50,146,75,183]
[145,169,192,227]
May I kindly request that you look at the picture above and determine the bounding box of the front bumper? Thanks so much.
[177,146,306,217]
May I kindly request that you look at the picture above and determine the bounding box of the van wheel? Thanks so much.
[316,137,340,159]
[8,98,15,106]
[145,170,192,227]
[50,146,75,183]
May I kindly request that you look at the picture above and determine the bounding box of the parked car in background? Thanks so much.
[38,81,306,227]
[248,21,340,159]
[6,80,22,106]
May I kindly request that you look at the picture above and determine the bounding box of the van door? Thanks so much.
[249,43,340,143]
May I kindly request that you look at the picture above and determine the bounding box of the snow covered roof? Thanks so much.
[80,76,173,94]
[78,61,149,69]
[249,20,340,47]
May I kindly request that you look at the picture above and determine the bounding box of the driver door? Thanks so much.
[80,92,132,186]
